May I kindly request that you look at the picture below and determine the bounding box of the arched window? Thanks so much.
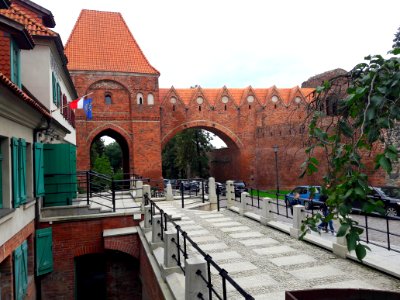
[137,93,143,105]
[105,93,112,105]
[147,93,154,105]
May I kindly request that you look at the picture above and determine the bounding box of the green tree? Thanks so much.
[393,26,400,49]
[93,155,113,176]
[162,129,212,178]
[90,138,105,168]
[104,142,122,173]
[301,44,400,260]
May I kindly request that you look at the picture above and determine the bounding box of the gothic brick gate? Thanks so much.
[65,10,386,189]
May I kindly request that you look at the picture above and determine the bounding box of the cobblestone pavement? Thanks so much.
[156,200,400,300]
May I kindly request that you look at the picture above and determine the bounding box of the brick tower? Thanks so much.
[65,10,162,179]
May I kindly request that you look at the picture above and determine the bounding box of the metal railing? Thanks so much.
[351,208,400,253]
[43,170,144,212]
[149,200,254,300]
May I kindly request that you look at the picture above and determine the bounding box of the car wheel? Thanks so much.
[304,201,311,210]
[385,206,398,217]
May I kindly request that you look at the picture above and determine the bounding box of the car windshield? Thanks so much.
[378,187,400,198]
[234,182,245,187]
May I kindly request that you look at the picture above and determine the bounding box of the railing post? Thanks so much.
[239,192,248,216]
[201,180,205,203]
[181,182,185,208]
[152,215,162,244]
[166,183,174,201]
[143,184,151,212]
[217,186,220,211]
[208,177,217,204]
[226,180,234,208]
[89,171,93,198]
[111,179,116,212]
[185,258,209,300]
[290,205,305,238]
[136,180,143,200]
[260,198,275,225]
[86,171,90,205]
[144,205,152,231]
[333,220,349,258]
[164,230,179,268]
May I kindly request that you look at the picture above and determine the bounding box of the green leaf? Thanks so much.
[355,244,367,260]
[378,155,392,173]
[336,224,349,237]
[346,230,359,251]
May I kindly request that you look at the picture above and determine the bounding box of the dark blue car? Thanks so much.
[285,186,322,210]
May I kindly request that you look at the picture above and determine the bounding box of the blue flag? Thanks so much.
[83,98,93,120]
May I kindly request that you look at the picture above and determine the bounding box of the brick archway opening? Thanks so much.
[75,250,141,300]
[91,129,130,177]
[162,124,241,181]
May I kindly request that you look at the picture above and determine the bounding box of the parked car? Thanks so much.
[285,186,322,210]
[353,187,400,217]
[205,182,226,195]
[233,180,247,197]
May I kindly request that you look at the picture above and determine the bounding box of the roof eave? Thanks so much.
[17,0,56,27]
[0,14,34,49]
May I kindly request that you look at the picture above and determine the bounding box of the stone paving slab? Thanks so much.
[210,251,242,261]
[175,220,195,225]
[179,225,204,231]
[197,242,228,251]
[269,254,316,266]
[191,235,219,243]
[212,221,243,227]
[219,226,251,233]
[253,245,296,255]
[288,265,345,280]
[226,274,277,291]
[239,238,279,247]
[211,261,257,274]
[229,232,264,239]
[199,214,226,218]
[205,217,233,223]
[186,229,210,236]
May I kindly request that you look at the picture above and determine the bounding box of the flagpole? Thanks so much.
[50,92,93,113]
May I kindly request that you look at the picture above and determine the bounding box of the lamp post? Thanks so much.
[273,145,280,196]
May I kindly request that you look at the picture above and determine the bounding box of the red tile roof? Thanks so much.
[65,10,159,75]
[0,4,56,37]
[159,86,315,106]
[0,72,50,117]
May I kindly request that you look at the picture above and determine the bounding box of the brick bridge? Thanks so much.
[65,10,386,189]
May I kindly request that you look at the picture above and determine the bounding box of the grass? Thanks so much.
[248,189,291,200]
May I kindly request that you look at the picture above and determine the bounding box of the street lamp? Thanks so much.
[273,145,280,196]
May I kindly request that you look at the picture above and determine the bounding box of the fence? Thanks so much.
[147,199,254,300]
[43,170,145,213]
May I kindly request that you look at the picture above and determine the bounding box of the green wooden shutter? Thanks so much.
[19,139,27,204]
[35,228,53,275]
[14,241,28,300]
[0,151,3,208]
[56,83,60,106]
[52,73,56,104]
[21,241,28,294]
[10,40,21,88]
[34,143,45,197]
[12,137,20,207]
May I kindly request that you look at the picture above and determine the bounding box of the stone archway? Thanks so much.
[90,128,131,176]
[161,121,243,181]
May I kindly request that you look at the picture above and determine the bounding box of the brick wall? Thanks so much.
[39,216,141,299]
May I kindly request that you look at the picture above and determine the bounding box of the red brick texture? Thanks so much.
[0,32,11,79]
[139,241,165,300]
[0,221,34,263]
[38,216,145,299]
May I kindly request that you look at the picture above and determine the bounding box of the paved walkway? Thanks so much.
[153,199,400,300]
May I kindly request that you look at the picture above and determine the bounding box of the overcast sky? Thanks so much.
[35,0,399,89]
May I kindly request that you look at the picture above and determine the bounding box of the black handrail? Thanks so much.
[149,200,254,300]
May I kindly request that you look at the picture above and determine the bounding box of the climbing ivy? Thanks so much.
[300,44,400,260]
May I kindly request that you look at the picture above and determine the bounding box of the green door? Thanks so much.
[43,144,77,206]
